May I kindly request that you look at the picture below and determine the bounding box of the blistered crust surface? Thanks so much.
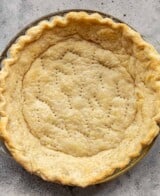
[0,12,160,187]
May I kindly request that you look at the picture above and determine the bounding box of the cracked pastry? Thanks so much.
[0,12,160,187]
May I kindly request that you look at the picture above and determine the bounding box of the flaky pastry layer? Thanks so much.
[0,12,160,187]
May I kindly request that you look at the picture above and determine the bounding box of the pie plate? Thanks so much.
[0,9,159,186]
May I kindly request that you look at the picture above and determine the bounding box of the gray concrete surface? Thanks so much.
[0,0,160,195]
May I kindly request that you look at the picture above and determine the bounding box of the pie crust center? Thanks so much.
[22,38,136,157]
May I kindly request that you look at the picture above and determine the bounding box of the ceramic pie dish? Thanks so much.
[0,10,160,187]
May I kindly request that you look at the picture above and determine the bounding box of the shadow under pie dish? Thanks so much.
[0,11,160,187]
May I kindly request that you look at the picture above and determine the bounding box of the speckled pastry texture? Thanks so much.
[0,12,160,187]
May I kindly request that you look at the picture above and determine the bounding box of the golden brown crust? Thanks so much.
[0,11,160,187]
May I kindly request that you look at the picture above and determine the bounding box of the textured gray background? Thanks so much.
[0,0,160,195]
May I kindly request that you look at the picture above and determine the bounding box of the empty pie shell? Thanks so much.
[0,11,160,187]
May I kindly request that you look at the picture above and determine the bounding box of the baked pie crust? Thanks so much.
[0,12,160,187]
